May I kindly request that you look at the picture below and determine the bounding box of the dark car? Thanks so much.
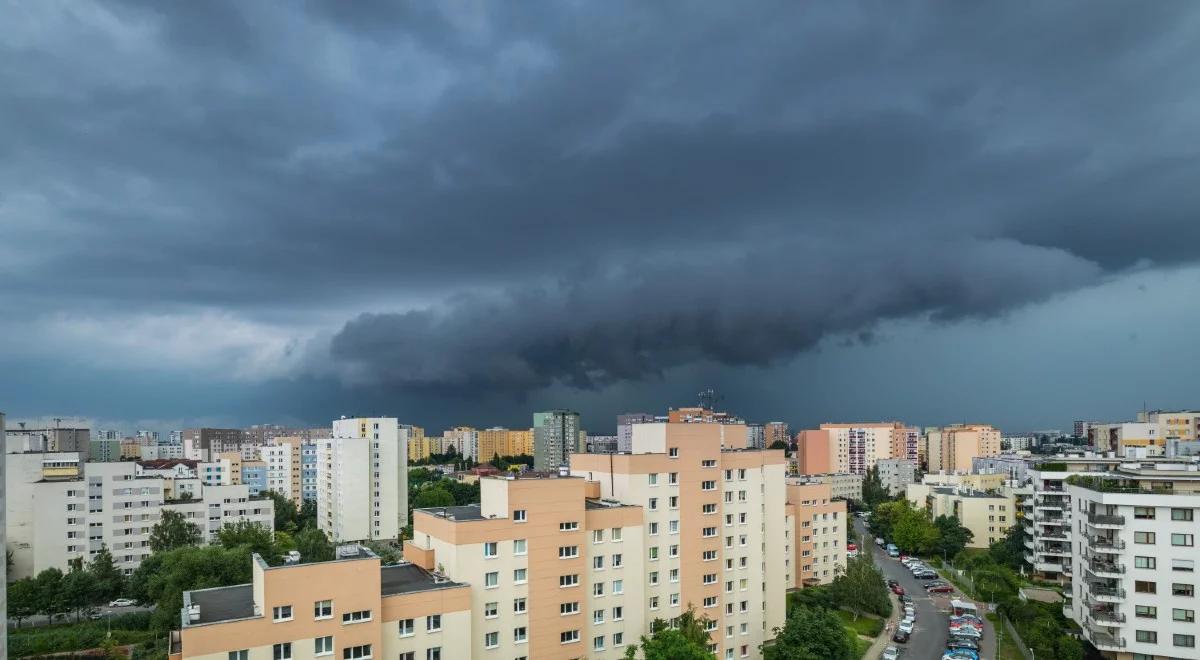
[948,639,979,651]
[892,630,910,644]
[926,584,954,593]
[887,579,900,587]
[899,595,913,604]
[891,585,905,595]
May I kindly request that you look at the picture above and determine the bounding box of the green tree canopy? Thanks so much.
[34,568,68,618]
[862,465,889,508]
[129,545,255,631]
[7,578,39,626]
[62,567,100,620]
[764,604,856,660]
[149,509,201,553]
[412,486,456,509]
[932,514,974,559]
[88,545,125,602]
[297,498,318,530]
[265,491,299,533]
[217,520,277,559]
[294,527,335,563]
[829,553,891,618]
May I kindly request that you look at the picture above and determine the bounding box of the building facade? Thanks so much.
[784,480,847,587]
[617,413,655,453]
[318,418,408,543]
[923,487,1015,549]
[876,459,918,497]
[925,424,1002,473]
[804,473,864,502]
[533,410,582,471]
[1,412,6,660]
[801,422,919,475]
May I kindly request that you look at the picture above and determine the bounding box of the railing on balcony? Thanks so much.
[1091,537,1125,551]
[1088,560,1125,575]
[1086,512,1125,526]
[1041,529,1069,539]
[1090,586,1126,599]
[1086,627,1125,649]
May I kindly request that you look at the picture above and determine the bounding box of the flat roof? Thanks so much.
[416,504,487,521]
[584,499,639,510]
[380,563,464,596]
[186,584,256,625]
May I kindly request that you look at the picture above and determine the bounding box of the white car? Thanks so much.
[882,647,901,660]
[109,598,135,608]
[904,606,916,619]
[898,619,915,634]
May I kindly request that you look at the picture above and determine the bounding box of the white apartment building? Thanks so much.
[804,472,864,502]
[1019,467,1075,585]
[1066,464,1200,659]
[876,458,918,496]
[317,417,408,543]
[261,443,294,499]
[5,453,274,578]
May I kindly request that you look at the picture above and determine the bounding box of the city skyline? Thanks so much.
[5,4,1200,441]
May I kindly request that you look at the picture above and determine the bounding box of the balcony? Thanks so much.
[1087,560,1125,577]
[1089,586,1126,602]
[1040,517,1068,527]
[1039,529,1070,540]
[1085,512,1125,528]
[1090,537,1124,553]
[1092,609,1126,625]
[1025,552,1037,565]
[1034,561,1066,573]
[1086,627,1125,651]
[1024,537,1036,550]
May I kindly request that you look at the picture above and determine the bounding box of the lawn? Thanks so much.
[7,612,157,658]
[986,613,1025,660]
[837,609,885,637]
[853,636,873,658]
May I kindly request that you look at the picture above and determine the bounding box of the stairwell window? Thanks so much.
[561,630,580,644]
[514,509,527,522]
[342,645,371,660]
[272,605,293,622]
[342,610,371,624]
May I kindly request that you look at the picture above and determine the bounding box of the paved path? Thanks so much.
[857,519,947,660]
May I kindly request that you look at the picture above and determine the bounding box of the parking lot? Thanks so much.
[856,519,995,660]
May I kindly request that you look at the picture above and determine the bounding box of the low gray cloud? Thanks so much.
[3,1,1200,417]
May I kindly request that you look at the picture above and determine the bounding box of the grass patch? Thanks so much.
[837,609,885,637]
[8,612,156,658]
[853,635,873,659]
[987,613,1025,660]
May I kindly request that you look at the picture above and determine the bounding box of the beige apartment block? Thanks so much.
[925,424,1002,473]
[170,546,471,660]
[924,487,1015,548]
[808,422,920,475]
[784,480,847,587]
[404,425,431,463]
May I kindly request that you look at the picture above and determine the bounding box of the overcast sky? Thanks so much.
[3,2,1199,435]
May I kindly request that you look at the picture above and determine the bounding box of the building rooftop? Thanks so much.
[380,563,464,596]
[584,499,639,510]
[416,504,487,521]
[185,584,256,626]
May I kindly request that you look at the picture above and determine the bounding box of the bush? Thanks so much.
[8,618,156,657]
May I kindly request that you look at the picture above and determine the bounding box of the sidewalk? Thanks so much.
[863,599,901,659]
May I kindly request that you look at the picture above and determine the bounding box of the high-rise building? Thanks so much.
[317,418,408,543]
[795,429,832,474]
[5,420,91,461]
[182,427,247,461]
[924,424,1001,473]
[533,410,581,471]
[440,426,478,460]
[798,422,920,475]
[1065,463,1200,658]
[784,479,848,586]
[586,435,619,453]
[923,487,1016,548]
[764,421,789,448]
[477,427,510,463]
[744,423,765,449]
[404,424,431,462]
[876,458,918,496]
[89,438,124,462]
[616,413,655,453]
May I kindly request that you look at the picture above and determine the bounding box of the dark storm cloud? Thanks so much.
[4,1,1200,399]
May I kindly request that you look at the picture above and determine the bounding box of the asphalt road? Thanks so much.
[7,604,153,630]
[856,518,996,660]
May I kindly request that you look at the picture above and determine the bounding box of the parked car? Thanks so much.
[942,649,979,660]
[891,585,905,596]
[915,571,938,580]
[898,619,914,635]
[948,625,982,639]
[109,598,135,608]
[892,630,910,644]
[887,579,899,587]
[876,537,886,547]
[926,584,955,593]
[882,646,901,660]
[899,595,913,604]
[948,639,979,651]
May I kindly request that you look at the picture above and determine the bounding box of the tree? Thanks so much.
[265,491,299,533]
[149,509,201,553]
[89,545,125,602]
[217,520,277,558]
[62,567,100,620]
[862,465,889,508]
[765,604,856,660]
[988,523,1029,572]
[767,440,788,451]
[631,628,711,660]
[294,527,335,563]
[34,567,68,619]
[412,486,456,509]
[931,515,974,560]
[129,544,255,631]
[7,577,38,627]
[297,498,317,530]
[365,540,401,564]
[829,553,891,618]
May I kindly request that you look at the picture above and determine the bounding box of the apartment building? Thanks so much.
[905,472,1006,507]
[803,473,864,502]
[923,487,1015,548]
[477,427,537,462]
[1065,464,1200,659]
[243,460,268,496]
[764,422,789,449]
[925,424,1002,473]
[533,410,582,471]
[973,454,1031,482]
[745,423,765,450]
[90,439,124,462]
[141,444,187,460]
[617,413,656,453]
[169,545,470,660]
[1019,467,1075,584]
[5,452,273,578]
[801,422,920,475]
[876,458,918,497]
[784,479,847,587]
[261,436,306,502]
[318,418,408,543]
[405,425,432,462]
[182,428,248,461]
[301,443,318,501]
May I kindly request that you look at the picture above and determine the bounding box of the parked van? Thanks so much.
[875,537,886,547]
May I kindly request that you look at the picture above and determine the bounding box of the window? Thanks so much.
[426,614,442,632]
[514,626,527,642]
[484,542,498,558]
[514,509,527,522]
[649,547,659,560]
[649,570,659,585]
[593,608,605,624]
[1175,634,1196,648]
[669,544,678,558]
[1172,508,1194,521]
[559,545,579,558]
[1175,559,1195,572]
[670,568,680,582]
[1136,580,1157,594]
[399,618,415,636]
[1135,605,1157,618]
[648,473,658,486]
[484,572,499,588]
[702,459,716,468]
[485,602,498,618]
[561,602,579,615]
[400,654,414,660]
[669,448,679,458]
[1135,531,1156,544]
[1134,506,1156,519]
[484,632,499,649]
[314,600,332,619]
[273,643,293,660]
[649,596,659,609]
[561,630,580,644]
[314,637,333,656]
[670,593,680,607]
[649,522,659,535]
[514,568,527,584]
[272,605,293,622]
[613,605,624,620]
[593,582,605,596]
[513,539,527,555]
[649,498,658,511]
[560,521,579,531]
[594,556,605,570]
[703,550,718,561]
[425,650,441,660]
[560,574,579,587]
[1136,631,1157,643]
[1173,533,1194,547]
[703,503,717,514]
[229,652,249,660]
[612,553,623,567]
[1135,556,1157,569]
[669,472,678,484]
[704,573,717,585]
[703,526,717,537]
[1174,608,1196,623]
[613,579,623,594]
[342,645,371,660]
[514,597,527,613]
[593,529,605,543]
[614,632,624,647]
[593,635,605,651]
[704,596,718,607]
[669,520,679,534]
[702,480,716,491]
[342,610,371,624]
[1174,583,1195,597]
